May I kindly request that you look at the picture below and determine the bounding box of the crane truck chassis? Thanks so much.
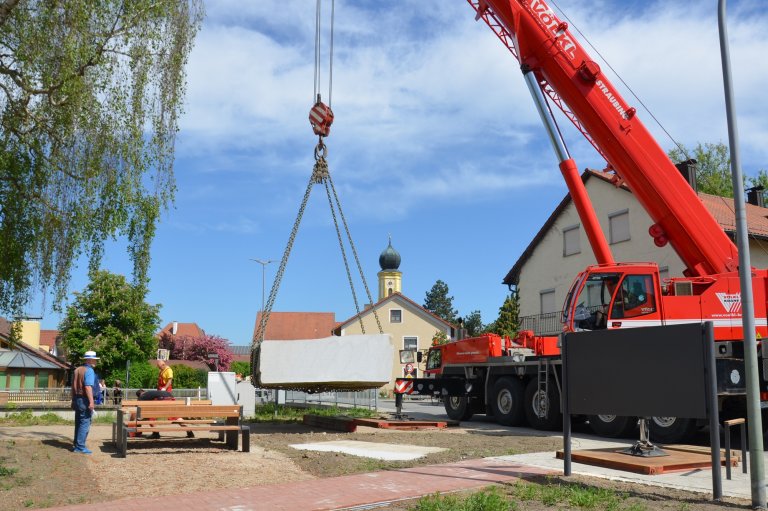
[396,331,760,444]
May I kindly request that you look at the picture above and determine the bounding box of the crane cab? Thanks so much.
[562,263,663,332]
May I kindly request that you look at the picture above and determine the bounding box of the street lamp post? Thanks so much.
[250,258,275,338]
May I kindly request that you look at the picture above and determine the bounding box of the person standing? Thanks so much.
[71,351,99,454]
[112,380,123,405]
[156,359,173,393]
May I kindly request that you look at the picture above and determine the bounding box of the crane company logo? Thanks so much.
[716,292,742,314]
[595,79,628,119]
[530,0,577,60]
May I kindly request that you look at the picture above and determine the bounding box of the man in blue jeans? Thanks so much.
[70,350,99,454]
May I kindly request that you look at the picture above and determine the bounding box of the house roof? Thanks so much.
[502,169,768,286]
[252,312,337,341]
[0,317,10,339]
[0,349,63,370]
[157,322,206,338]
[333,292,456,334]
[167,359,211,371]
[39,330,59,347]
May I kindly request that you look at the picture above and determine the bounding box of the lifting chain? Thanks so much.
[251,138,383,382]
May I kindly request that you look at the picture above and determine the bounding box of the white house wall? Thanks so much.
[518,178,685,318]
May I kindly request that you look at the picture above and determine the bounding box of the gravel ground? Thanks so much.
[0,422,755,510]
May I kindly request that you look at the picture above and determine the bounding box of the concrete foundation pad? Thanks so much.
[289,439,447,461]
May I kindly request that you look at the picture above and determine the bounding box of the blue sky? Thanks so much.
[31,0,768,345]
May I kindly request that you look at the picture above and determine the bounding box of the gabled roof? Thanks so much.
[502,169,768,286]
[39,330,60,348]
[252,312,337,341]
[157,322,206,338]
[0,349,62,369]
[333,292,456,334]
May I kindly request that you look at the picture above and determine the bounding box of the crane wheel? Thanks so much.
[524,378,561,431]
[444,396,473,421]
[490,377,525,426]
[587,415,636,438]
[649,416,697,444]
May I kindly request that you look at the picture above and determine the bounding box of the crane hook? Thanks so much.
[309,94,334,138]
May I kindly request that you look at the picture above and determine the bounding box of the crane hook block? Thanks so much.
[309,100,334,137]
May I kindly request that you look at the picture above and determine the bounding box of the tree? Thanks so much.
[0,1,204,317]
[487,291,520,338]
[60,270,161,378]
[423,280,458,324]
[668,142,768,197]
[462,310,483,337]
[158,333,234,371]
[431,331,448,346]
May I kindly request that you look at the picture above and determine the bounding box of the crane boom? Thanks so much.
[472,0,738,277]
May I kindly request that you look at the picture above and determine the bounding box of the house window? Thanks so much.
[390,309,402,323]
[563,225,580,256]
[540,289,556,314]
[609,210,630,244]
[403,337,418,351]
[38,371,49,389]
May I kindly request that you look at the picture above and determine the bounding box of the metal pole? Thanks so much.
[704,322,722,501]
[561,333,572,476]
[251,258,275,339]
[718,2,766,507]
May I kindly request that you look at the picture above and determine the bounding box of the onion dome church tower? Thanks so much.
[378,236,402,300]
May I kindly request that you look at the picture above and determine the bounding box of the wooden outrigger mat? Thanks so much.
[352,418,449,430]
[556,445,740,475]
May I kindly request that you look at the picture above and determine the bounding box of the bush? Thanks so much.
[170,364,208,388]
[230,361,250,378]
[123,360,158,389]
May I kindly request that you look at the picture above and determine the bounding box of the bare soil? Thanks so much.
[0,422,753,510]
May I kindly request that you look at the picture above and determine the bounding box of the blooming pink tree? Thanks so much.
[159,333,233,371]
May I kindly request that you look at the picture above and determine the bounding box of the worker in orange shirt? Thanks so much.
[156,359,173,393]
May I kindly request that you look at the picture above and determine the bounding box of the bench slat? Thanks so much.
[136,405,241,419]
[129,426,242,432]
[121,399,212,407]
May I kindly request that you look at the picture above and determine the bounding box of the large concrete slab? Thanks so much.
[289,439,446,461]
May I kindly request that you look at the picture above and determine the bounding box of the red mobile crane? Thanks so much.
[395,0,768,443]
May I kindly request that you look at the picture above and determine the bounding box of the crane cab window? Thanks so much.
[611,275,656,318]
[426,349,441,371]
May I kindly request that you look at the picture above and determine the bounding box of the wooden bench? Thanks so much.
[115,404,249,457]
[112,400,213,445]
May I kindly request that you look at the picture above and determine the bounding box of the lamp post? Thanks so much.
[250,258,275,338]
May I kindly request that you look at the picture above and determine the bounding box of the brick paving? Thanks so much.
[47,457,556,511]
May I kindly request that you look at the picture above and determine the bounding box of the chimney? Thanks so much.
[172,321,178,335]
[747,186,765,208]
[675,159,698,193]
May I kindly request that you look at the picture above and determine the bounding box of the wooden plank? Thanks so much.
[120,399,212,407]
[131,426,241,432]
[136,405,241,419]
[125,419,217,426]
[353,418,448,430]
[555,447,738,475]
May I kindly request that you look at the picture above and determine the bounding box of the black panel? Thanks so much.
[564,323,708,419]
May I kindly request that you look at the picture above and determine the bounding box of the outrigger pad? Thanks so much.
[258,334,393,391]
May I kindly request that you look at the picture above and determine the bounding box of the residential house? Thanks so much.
[504,168,768,333]
[334,239,456,390]
[0,319,70,389]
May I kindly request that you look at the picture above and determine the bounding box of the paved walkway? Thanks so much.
[47,457,555,511]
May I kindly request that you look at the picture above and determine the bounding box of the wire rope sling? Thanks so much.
[251,0,384,393]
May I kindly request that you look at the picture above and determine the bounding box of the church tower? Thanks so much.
[377,236,402,300]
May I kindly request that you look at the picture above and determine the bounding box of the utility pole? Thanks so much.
[250,258,275,338]
[718,2,765,507]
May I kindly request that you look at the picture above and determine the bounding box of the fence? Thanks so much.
[282,389,377,410]
[518,304,604,336]
[1,387,210,406]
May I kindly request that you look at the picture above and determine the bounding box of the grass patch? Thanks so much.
[510,478,630,509]
[245,403,377,423]
[410,487,513,511]
[0,409,71,426]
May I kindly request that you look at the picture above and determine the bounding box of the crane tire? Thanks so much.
[444,396,473,421]
[524,378,562,431]
[490,377,525,426]
[587,415,636,438]
[649,417,697,444]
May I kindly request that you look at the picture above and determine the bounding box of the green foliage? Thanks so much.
[410,487,512,511]
[230,361,250,377]
[169,364,207,388]
[462,310,483,337]
[0,1,204,317]
[486,291,520,338]
[423,280,459,324]
[668,142,768,199]
[123,360,158,389]
[431,331,448,346]
[0,410,70,426]
[59,270,161,377]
